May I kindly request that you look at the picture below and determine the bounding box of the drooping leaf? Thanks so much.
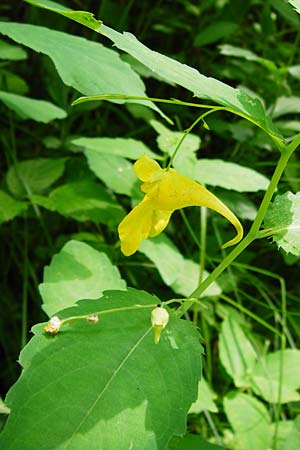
[0,21,164,117]
[84,153,139,196]
[250,349,300,403]
[0,191,28,224]
[39,240,126,316]
[219,316,257,387]
[0,39,27,60]
[71,137,158,160]
[194,159,269,192]
[6,158,66,198]
[224,392,272,450]
[188,377,218,414]
[0,289,202,450]
[264,191,300,256]
[32,181,125,227]
[0,90,66,122]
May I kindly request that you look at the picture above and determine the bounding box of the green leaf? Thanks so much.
[84,152,139,196]
[0,39,27,60]
[224,392,272,450]
[170,433,225,450]
[289,0,300,15]
[194,22,238,47]
[0,190,28,224]
[0,397,10,415]
[219,44,277,71]
[139,234,221,297]
[189,378,218,414]
[283,416,300,450]
[32,181,125,227]
[251,349,300,403]
[219,316,257,387]
[151,120,201,155]
[264,192,300,256]
[0,90,66,122]
[39,240,126,316]
[0,69,29,95]
[72,137,158,160]
[6,158,66,198]
[0,22,164,118]
[0,289,202,450]
[194,159,270,192]
[273,96,300,118]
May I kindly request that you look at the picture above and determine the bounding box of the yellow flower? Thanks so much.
[118,155,243,256]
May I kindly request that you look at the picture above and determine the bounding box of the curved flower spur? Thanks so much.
[118,155,243,256]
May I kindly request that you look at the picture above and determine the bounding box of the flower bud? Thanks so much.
[151,306,169,344]
[44,316,62,335]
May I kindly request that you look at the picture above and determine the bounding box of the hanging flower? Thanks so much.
[118,155,243,256]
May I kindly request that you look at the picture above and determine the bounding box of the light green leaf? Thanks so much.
[289,0,300,15]
[216,191,257,221]
[288,65,300,80]
[224,392,272,450]
[170,433,225,450]
[0,289,202,450]
[189,378,218,414]
[0,90,66,122]
[84,152,139,196]
[219,44,277,71]
[270,421,295,450]
[6,158,66,198]
[0,39,27,60]
[170,259,221,298]
[139,234,185,285]
[194,22,238,47]
[251,349,300,403]
[0,190,28,224]
[39,240,126,316]
[194,159,269,192]
[273,96,300,118]
[264,191,300,256]
[72,137,158,160]
[151,120,201,155]
[219,316,257,387]
[0,22,164,117]
[283,416,300,450]
[0,397,10,415]
[32,181,125,227]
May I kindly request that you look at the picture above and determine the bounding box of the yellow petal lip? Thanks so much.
[118,155,244,255]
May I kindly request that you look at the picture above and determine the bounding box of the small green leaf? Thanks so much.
[72,137,158,160]
[6,158,66,198]
[194,159,270,192]
[0,39,27,60]
[0,289,202,450]
[33,181,125,227]
[0,190,28,224]
[251,349,300,403]
[84,152,139,196]
[39,240,126,316]
[224,392,272,450]
[264,192,300,256]
[219,316,257,387]
[189,378,218,414]
[0,90,66,122]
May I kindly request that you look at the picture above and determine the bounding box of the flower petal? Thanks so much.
[134,155,162,182]
[118,197,154,256]
[149,209,173,237]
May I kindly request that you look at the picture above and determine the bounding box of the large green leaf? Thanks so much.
[23,0,275,133]
[0,190,27,224]
[0,90,66,122]
[188,377,218,414]
[39,240,126,316]
[170,433,224,450]
[0,289,202,450]
[224,392,272,450]
[264,191,300,256]
[219,316,257,387]
[71,137,158,160]
[0,21,163,117]
[6,158,66,198]
[250,349,300,403]
[283,416,300,450]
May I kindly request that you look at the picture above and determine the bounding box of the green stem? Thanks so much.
[178,133,300,316]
